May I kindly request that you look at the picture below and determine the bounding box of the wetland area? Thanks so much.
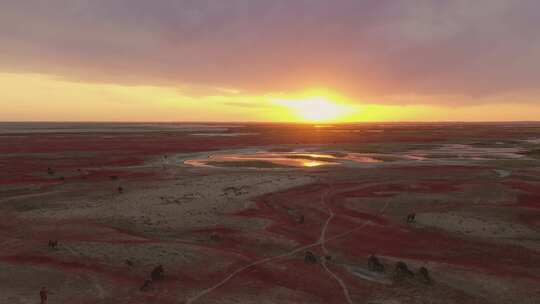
[0,122,539,304]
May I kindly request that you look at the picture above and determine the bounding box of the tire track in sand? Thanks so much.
[185,186,390,304]
[319,186,353,304]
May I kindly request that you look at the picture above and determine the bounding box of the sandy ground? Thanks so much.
[416,212,538,244]
[0,165,320,303]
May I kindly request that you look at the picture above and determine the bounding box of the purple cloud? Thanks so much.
[1,0,539,104]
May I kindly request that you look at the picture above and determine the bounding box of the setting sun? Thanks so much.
[270,94,360,122]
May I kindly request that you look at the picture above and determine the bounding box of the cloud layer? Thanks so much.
[1,0,539,104]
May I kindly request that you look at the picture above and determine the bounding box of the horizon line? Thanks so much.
[1,120,540,124]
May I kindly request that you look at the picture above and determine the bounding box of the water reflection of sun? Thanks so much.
[302,160,326,167]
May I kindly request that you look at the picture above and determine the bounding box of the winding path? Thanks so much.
[185,185,390,304]
[319,187,353,304]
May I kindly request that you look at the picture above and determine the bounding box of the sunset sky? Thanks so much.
[1,1,540,122]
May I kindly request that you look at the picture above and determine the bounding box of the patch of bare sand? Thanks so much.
[26,172,315,230]
[415,212,539,249]
[432,265,540,304]
[0,263,98,304]
[3,170,318,302]
[12,171,317,268]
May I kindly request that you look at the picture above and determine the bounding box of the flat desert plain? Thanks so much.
[0,122,539,304]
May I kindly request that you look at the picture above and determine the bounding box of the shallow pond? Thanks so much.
[184,151,389,169]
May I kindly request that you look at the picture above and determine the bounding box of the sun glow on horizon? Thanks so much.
[269,92,361,123]
[3,73,540,123]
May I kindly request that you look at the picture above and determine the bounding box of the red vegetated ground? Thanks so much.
[1,122,528,186]
[1,123,540,303]
[218,174,539,303]
[235,181,540,276]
